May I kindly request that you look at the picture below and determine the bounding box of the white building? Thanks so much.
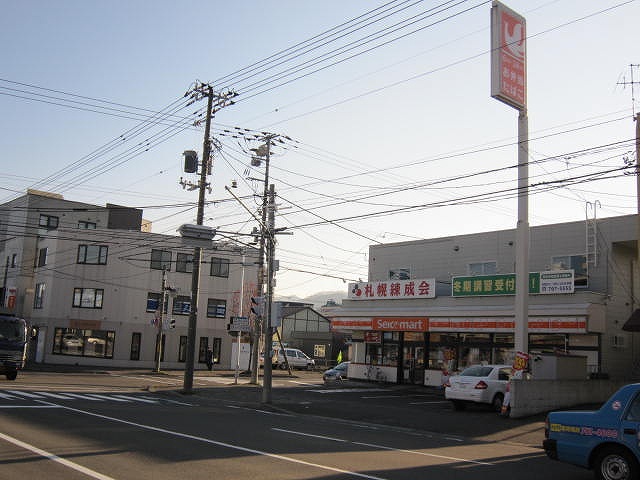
[324,214,639,385]
[0,190,259,369]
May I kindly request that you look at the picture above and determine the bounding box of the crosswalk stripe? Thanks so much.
[111,394,158,404]
[82,393,131,402]
[5,390,47,399]
[0,390,183,406]
[32,391,76,400]
[58,392,104,401]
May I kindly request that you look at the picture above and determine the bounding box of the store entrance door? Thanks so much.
[402,344,425,385]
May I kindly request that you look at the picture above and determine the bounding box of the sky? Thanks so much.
[1,0,639,303]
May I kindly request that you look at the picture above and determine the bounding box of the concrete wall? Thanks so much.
[509,379,628,418]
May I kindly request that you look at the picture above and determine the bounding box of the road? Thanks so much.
[0,369,592,480]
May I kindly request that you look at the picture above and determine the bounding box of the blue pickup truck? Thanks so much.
[543,383,640,480]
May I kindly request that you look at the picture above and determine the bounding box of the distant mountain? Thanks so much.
[275,290,346,309]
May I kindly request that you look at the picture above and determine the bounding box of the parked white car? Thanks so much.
[277,348,315,370]
[444,364,511,412]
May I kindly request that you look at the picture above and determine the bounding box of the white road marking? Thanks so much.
[351,441,494,465]
[33,391,77,400]
[273,428,346,443]
[0,392,19,399]
[59,393,104,401]
[408,401,450,405]
[273,427,489,465]
[226,405,291,416]
[36,400,391,480]
[309,388,387,394]
[82,394,131,402]
[6,390,47,399]
[111,394,158,404]
[0,431,117,480]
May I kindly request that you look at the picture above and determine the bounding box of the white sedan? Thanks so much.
[444,364,511,412]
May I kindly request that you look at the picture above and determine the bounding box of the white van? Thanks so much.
[277,348,315,370]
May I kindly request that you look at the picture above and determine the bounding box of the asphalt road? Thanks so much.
[0,368,594,480]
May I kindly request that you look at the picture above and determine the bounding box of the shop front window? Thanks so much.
[53,327,114,358]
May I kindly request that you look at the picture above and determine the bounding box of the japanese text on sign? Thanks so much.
[348,278,436,300]
[452,270,574,297]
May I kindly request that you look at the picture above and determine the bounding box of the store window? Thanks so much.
[151,249,172,271]
[37,247,48,267]
[198,337,208,363]
[39,214,59,230]
[130,332,141,360]
[52,327,114,358]
[176,253,193,273]
[468,261,497,276]
[206,298,226,318]
[146,292,168,313]
[72,288,103,309]
[179,336,188,362]
[212,338,222,364]
[77,245,108,265]
[365,332,399,367]
[78,220,97,229]
[172,295,191,316]
[34,283,45,309]
[551,254,587,287]
[210,257,229,278]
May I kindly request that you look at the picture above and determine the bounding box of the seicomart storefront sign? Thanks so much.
[452,270,574,297]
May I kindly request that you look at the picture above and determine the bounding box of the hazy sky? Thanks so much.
[2,0,638,301]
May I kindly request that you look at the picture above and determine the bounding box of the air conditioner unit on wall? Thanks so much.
[611,334,627,348]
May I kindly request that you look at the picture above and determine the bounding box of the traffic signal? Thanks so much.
[183,150,198,173]
[169,319,176,329]
[250,296,264,317]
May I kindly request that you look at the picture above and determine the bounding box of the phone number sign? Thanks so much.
[452,270,574,297]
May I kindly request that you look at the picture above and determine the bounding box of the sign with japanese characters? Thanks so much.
[452,270,574,297]
[491,1,526,110]
[348,278,436,300]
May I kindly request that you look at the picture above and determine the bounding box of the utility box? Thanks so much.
[530,353,587,380]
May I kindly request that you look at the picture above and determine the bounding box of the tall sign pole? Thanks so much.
[491,1,529,356]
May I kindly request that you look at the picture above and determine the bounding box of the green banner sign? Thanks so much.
[452,270,574,297]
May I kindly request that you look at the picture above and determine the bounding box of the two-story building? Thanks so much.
[0,190,259,369]
[324,214,639,385]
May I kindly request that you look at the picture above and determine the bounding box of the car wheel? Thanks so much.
[594,446,639,480]
[5,370,17,381]
[452,400,467,411]
[491,393,504,413]
[279,362,287,370]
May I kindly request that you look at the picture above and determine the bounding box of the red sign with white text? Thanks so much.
[491,1,526,110]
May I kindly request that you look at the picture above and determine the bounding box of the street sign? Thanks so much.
[228,316,250,332]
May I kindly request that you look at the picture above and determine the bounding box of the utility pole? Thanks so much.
[182,82,237,394]
[262,184,276,404]
[250,135,274,384]
[617,65,640,310]
[154,267,168,373]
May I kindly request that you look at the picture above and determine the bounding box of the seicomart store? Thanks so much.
[322,215,638,386]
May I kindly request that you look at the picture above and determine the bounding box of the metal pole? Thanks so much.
[154,268,167,373]
[234,251,245,385]
[250,136,272,384]
[262,184,276,404]
[514,109,529,356]
[183,86,214,394]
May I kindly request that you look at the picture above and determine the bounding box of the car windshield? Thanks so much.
[460,365,494,377]
[0,320,25,342]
